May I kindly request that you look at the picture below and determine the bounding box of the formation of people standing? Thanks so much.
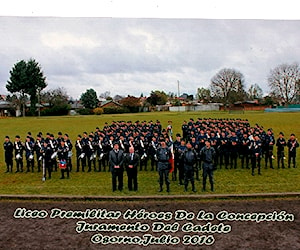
[180,118,299,176]
[3,118,299,193]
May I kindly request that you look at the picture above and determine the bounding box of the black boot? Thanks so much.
[158,185,163,192]
[166,185,170,193]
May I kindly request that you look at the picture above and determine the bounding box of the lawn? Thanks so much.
[0,111,299,196]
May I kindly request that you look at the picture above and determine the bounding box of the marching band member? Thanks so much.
[64,133,73,172]
[25,136,35,172]
[35,134,44,172]
[14,135,24,173]
[57,139,69,179]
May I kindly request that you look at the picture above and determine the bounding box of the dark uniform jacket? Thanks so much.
[109,149,125,171]
[200,146,216,170]
[157,146,171,171]
[4,141,14,160]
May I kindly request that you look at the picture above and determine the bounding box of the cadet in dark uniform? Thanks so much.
[86,135,96,172]
[49,134,58,172]
[190,136,200,176]
[149,137,158,171]
[183,142,197,192]
[57,140,69,179]
[264,129,275,169]
[240,133,250,169]
[177,139,186,185]
[157,140,172,192]
[109,143,125,191]
[14,135,24,173]
[35,134,44,172]
[250,134,262,176]
[181,121,188,140]
[25,136,35,172]
[200,140,216,192]
[229,131,239,169]
[64,134,73,172]
[125,146,139,191]
[138,135,148,171]
[172,134,182,181]
[96,135,106,172]
[4,136,13,173]
[276,132,286,168]
[219,132,230,169]
[42,141,53,180]
[287,133,299,168]
[75,135,84,172]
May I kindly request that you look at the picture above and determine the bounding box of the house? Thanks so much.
[231,101,270,111]
[99,100,122,108]
[0,100,13,116]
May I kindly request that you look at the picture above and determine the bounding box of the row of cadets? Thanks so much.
[41,133,72,180]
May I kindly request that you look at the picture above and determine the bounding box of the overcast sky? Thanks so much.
[1,3,300,99]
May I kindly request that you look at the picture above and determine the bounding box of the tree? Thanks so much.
[6,59,47,116]
[248,84,263,100]
[99,91,112,100]
[268,63,300,105]
[41,87,69,107]
[119,95,141,112]
[146,90,168,106]
[80,89,99,109]
[197,87,211,102]
[210,68,246,107]
[40,87,70,116]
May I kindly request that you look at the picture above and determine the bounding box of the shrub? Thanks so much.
[103,106,130,114]
[77,108,93,115]
[40,104,70,116]
[93,107,104,115]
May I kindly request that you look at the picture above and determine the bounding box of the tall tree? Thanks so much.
[119,95,141,112]
[40,87,70,116]
[80,89,99,109]
[210,68,246,107]
[41,87,69,107]
[268,63,300,105]
[6,59,47,116]
[197,87,211,102]
[146,90,168,106]
[248,83,263,100]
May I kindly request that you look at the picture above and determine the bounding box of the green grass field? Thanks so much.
[0,111,299,196]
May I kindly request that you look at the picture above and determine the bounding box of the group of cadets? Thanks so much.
[3,118,299,190]
[180,118,299,176]
[3,132,72,180]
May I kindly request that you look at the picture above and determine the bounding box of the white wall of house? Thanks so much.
[169,103,220,112]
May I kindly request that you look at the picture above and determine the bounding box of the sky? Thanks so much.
[1,1,300,99]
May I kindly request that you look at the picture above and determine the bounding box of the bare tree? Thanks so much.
[248,83,263,100]
[268,63,300,105]
[99,91,111,100]
[210,68,246,107]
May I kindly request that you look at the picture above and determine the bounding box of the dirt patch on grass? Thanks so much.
[0,198,299,249]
